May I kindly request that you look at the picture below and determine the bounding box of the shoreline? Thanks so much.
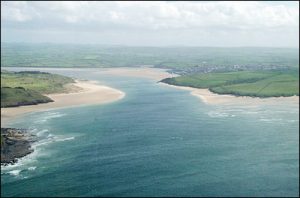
[1,80,125,127]
[160,82,299,105]
[1,128,36,165]
[2,67,175,81]
[93,67,175,81]
[2,67,298,126]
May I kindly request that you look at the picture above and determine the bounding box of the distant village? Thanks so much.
[162,64,291,76]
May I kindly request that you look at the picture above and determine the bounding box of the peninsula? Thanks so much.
[1,70,125,126]
[1,128,36,165]
[161,70,299,98]
[1,70,125,164]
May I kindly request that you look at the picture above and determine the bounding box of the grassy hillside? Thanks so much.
[161,70,299,97]
[1,87,53,108]
[1,70,74,94]
[1,43,298,72]
[1,71,74,107]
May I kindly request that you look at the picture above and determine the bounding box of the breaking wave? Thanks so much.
[1,127,75,178]
[207,111,236,118]
[33,112,66,124]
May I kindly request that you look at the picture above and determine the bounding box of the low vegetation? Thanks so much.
[161,70,299,97]
[1,70,74,94]
[1,43,298,72]
[1,70,74,107]
[1,87,53,107]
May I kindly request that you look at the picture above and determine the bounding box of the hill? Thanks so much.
[1,70,74,107]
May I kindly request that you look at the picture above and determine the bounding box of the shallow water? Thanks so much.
[1,68,299,197]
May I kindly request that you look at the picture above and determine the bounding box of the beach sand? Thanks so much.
[1,67,173,126]
[116,67,298,106]
[94,67,175,80]
[2,67,298,126]
[1,80,125,126]
[160,83,299,106]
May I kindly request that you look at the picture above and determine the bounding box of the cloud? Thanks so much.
[1,1,299,47]
[2,1,298,29]
[1,1,34,22]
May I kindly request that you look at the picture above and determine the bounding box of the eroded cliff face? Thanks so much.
[1,128,36,165]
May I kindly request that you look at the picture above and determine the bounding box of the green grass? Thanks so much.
[161,70,299,97]
[1,71,74,94]
[1,87,53,107]
[1,71,75,107]
[1,43,298,70]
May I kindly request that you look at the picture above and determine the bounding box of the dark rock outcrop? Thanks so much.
[1,128,36,165]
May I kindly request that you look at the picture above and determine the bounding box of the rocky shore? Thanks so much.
[1,128,36,165]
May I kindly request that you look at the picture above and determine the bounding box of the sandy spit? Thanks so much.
[160,83,299,106]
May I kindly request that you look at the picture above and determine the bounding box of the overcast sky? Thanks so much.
[1,1,299,47]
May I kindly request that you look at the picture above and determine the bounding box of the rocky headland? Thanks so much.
[1,128,36,165]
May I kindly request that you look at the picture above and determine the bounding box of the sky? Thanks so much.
[1,1,299,47]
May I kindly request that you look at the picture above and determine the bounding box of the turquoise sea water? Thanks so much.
[1,68,299,197]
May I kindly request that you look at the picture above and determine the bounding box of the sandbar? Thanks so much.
[94,67,175,80]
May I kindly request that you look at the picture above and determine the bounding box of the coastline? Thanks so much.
[2,67,175,81]
[1,128,36,165]
[2,67,298,126]
[1,67,173,127]
[1,80,125,127]
[93,67,175,80]
[160,82,299,106]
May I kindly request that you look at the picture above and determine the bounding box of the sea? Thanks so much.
[1,68,299,197]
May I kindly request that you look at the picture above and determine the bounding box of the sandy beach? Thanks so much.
[160,83,299,106]
[99,67,298,105]
[117,67,295,106]
[94,67,175,80]
[1,80,125,126]
[2,67,298,126]
[1,67,172,126]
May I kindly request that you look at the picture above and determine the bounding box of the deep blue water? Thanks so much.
[1,68,299,197]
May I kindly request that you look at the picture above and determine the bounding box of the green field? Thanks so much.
[1,71,74,94]
[1,87,53,108]
[161,70,299,97]
[1,43,299,100]
[1,43,298,72]
[1,71,74,107]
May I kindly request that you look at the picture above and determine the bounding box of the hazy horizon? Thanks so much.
[1,1,299,48]
[1,41,299,49]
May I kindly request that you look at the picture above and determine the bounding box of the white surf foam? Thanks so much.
[54,136,75,142]
[171,136,183,140]
[259,118,283,122]
[242,111,259,115]
[207,111,235,118]
[1,126,76,176]
[8,170,21,176]
[1,145,40,172]
[34,112,66,124]
[36,129,49,136]
[28,166,36,171]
